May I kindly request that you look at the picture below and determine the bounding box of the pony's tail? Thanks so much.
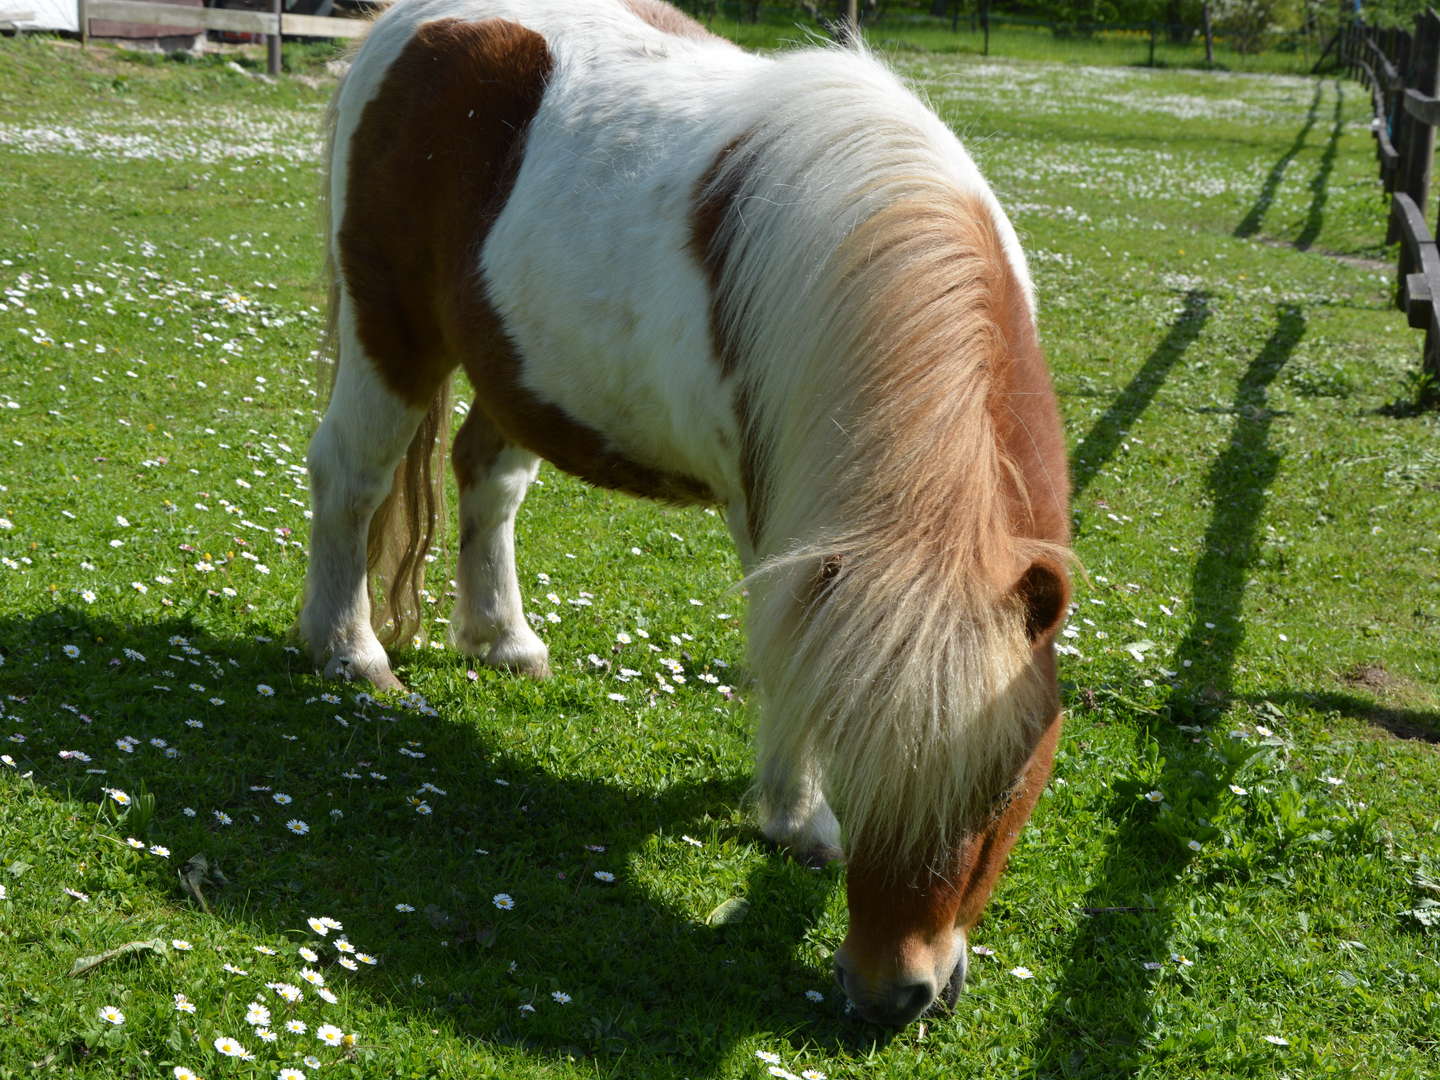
[367,386,451,649]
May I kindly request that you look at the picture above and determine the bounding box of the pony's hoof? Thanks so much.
[324,653,405,692]
[484,634,550,679]
[792,844,844,869]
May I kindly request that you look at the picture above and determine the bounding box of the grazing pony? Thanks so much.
[300,0,1071,1027]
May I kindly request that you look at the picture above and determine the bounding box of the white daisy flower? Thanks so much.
[98,1005,125,1024]
[315,1024,344,1046]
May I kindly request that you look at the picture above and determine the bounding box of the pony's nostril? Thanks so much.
[893,981,935,1024]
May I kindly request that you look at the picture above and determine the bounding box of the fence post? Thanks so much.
[1149,20,1157,66]
[1389,11,1440,245]
[78,0,88,49]
[981,0,990,57]
[268,0,282,77]
[1203,2,1213,66]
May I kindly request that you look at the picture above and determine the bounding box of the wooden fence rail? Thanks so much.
[79,0,367,75]
[1339,10,1440,381]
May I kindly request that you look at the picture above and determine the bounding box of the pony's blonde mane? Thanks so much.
[707,49,1068,871]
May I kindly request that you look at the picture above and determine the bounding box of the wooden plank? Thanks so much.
[86,0,275,35]
[1392,193,1440,328]
[1404,87,1440,128]
[284,11,368,38]
[1365,34,1403,90]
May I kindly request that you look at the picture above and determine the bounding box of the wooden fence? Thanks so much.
[79,0,366,75]
[1339,10,1440,382]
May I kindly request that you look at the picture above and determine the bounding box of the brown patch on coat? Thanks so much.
[690,136,769,542]
[341,16,712,505]
[623,0,720,40]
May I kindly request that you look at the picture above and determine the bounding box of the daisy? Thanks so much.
[756,1051,783,1065]
[254,944,276,955]
[493,893,515,910]
[268,982,303,1003]
[245,1002,271,1026]
[299,968,325,987]
[316,1024,344,1047]
[171,939,193,951]
[125,837,145,849]
[257,684,275,697]
[1186,839,1203,852]
[319,916,343,931]
[104,787,131,806]
[213,810,233,825]
[278,1070,306,1080]
[1010,966,1034,979]
[174,993,197,1013]
[551,991,571,1004]
[333,938,355,954]
[149,845,170,858]
[355,952,378,966]
[804,989,824,1002]
[285,820,309,835]
[337,956,358,971]
[1143,790,1164,803]
[1263,1034,1290,1046]
[298,946,319,963]
[303,1057,321,1069]
[273,793,292,805]
[256,1028,278,1043]
[518,1003,535,1015]
[306,916,330,935]
[593,870,615,883]
[394,903,414,913]
[63,644,81,658]
[285,1019,307,1035]
[98,1005,125,1024]
[213,1035,248,1058]
[174,1069,199,1080]
[316,988,338,1005]
[222,963,248,975]
[801,1071,828,1080]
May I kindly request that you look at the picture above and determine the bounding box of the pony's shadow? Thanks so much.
[3,605,877,1074]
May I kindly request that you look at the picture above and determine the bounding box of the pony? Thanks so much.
[299,0,1072,1027]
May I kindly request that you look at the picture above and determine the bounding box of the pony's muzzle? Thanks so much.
[833,940,967,1027]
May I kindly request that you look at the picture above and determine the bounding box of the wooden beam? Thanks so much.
[1404,87,1440,128]
[86,0,274,34]
[283,11,367,38]
[82,0,370,40]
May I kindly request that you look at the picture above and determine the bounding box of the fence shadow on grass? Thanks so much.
[1234,82,1324,240]
[1070,288,1212,506]
[1031,304,1305,1078]
[1295,81,1345,252]
[4,604,858,1075]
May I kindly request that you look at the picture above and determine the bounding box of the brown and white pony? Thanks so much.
[300,0,1071,1027]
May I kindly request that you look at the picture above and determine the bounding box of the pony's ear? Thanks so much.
[1014,559,1069,643]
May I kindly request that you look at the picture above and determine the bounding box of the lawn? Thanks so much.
[0,27,1437,1080]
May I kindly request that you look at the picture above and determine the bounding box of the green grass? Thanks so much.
[2,29,1439,1080]
[692,5,1329,74]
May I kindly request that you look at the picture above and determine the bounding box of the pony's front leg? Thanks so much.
[300,326,426,691]
[756,734,843,868]
[450,405,550,678]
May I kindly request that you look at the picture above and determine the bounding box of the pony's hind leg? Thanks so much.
[300,315,428,690]
[450,404,550,678]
